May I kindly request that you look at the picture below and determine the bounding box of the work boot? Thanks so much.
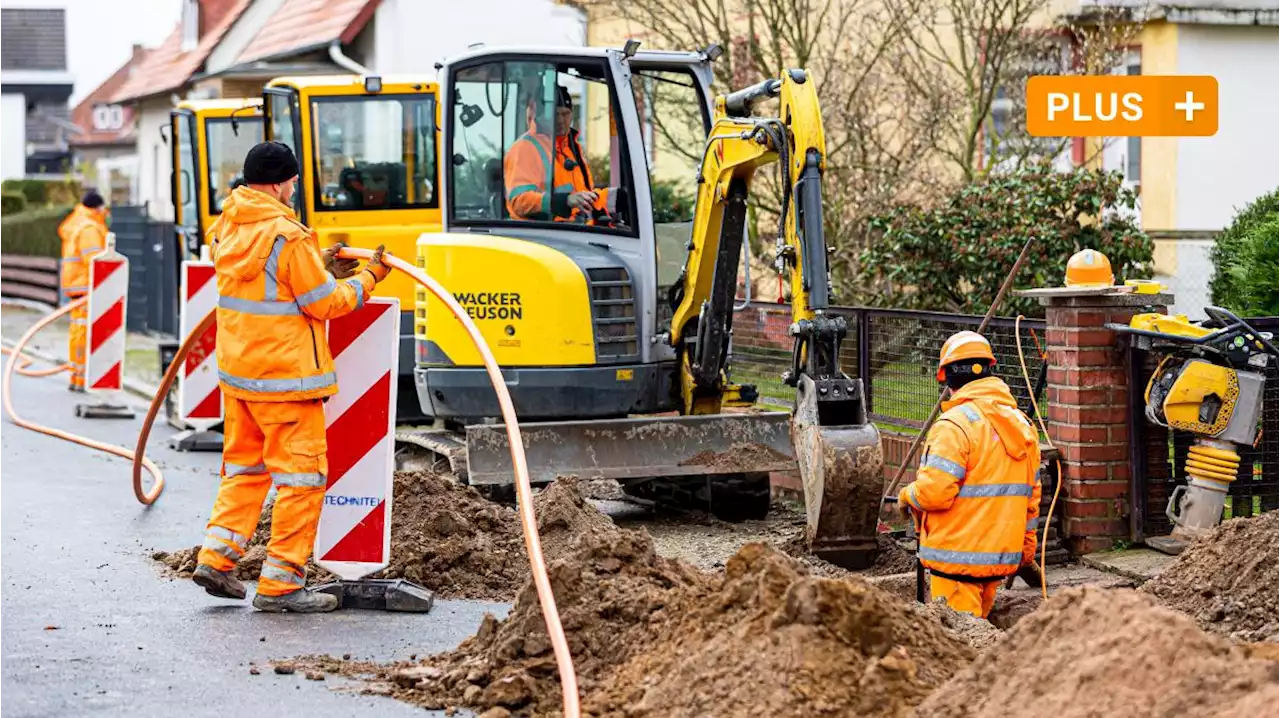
[192,563,246,600]
[252,588,339,613]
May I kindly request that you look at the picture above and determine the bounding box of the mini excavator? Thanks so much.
[1113,307,1277,554]
[402,43,884,568]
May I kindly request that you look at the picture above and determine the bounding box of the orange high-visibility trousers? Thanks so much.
[68,298,86,390]
[197,396,328,596]
[930,575,1000,619]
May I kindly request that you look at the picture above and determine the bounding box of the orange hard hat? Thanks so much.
[1065,249,1114,288]
[936,331,996,381]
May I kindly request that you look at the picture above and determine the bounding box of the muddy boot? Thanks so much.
[192,564,246,600]
[252,588,339,613]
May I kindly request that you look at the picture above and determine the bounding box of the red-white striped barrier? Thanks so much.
[84,246,128,393]
[177,260,221,426]
[315,297,399,580]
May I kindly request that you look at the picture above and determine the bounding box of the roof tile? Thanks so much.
[111,0,253,103]
[235,0,379,64]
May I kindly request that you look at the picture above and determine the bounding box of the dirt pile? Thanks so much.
[914,587,1279,718]
[912,599,1003,652]
[1142,511,1278,642]
[154,473,621,601]
[300,519,976,718]
[781,531,917,577]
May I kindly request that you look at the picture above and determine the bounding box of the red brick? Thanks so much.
[1060,442,1128,462]
[1078,369,1129,388]
[1046,329,1067,346]
[1064,462,1110,481]
[1055,424,1109,443]
[1065,498,1114,518]
[1047,404,1070,424]
[1110,463,1131,481]
[1078,405,1127,423]
[1065,517,1128,537]
[1066,536,1119,554]
[1054,386,1109,405]
[1067,481,1129,499]
[1069,329,1118,348]
[1108,425,1130,443]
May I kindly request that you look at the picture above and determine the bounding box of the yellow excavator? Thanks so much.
[404,43,884,568]
[169,98,263,256]
[259,75,442,420]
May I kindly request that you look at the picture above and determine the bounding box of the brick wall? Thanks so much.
[1042,293,1171,553]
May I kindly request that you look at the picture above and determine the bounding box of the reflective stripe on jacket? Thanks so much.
[899,377,1042,579]
[210,186,373,402]
[503,129,611,223]
[58,205,107,296]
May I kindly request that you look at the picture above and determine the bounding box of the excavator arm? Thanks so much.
[668,69,885,568]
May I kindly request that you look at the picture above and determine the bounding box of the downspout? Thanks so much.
[329,39,369,75]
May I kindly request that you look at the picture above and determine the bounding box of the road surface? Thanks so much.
[1,357,503,717]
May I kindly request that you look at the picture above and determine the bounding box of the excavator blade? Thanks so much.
[464,412,797,485]
[791,375,885,570]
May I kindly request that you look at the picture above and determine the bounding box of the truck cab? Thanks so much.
[170,98,264,256]
[261,75,441,418]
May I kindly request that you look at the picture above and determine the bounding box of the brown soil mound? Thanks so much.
[299,508,975,718]
[153,473,615,601]
[912,599,1003,652]
[781,532,917,577]
[914,587,1279,718]
[678,442,793,472]
[1142,511,1278,642]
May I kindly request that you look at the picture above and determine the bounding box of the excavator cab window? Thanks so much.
[174,112,198,234]
[309,94,438,211]
[205,117,261,214]
[264,88,305,220]
[448,58,636,235]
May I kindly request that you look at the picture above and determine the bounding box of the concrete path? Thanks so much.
[1,350,502,717]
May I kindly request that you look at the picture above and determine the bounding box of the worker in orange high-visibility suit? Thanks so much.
[191,141,390,613]
[504,84,616,224]
[57,191,109,392]
[898,331,1042,619]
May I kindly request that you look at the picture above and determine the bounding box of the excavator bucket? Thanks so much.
[463,412,796,485]
[791,375,885,569]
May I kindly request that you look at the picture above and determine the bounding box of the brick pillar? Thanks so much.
[1042,293,1172,554]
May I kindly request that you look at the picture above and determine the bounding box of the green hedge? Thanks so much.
[1,192,27,215]
[0,205,73,257]
[0,178,82,207]
[1211,190,1279,317]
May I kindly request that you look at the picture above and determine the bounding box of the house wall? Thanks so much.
[1175,23,1279,231]
[1,92,26,180]
[369,0,586,74]
[136,98,174,220]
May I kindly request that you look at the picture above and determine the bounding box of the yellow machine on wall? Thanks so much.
[406,44,884,567]
[1115,308,1276,554]
[260,75,441,420]
[170,98,263,256]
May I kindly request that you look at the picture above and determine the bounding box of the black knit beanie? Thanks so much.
[242,141,300,184]
[81,190,105,208]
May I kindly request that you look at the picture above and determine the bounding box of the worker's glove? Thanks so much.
[567,190,599,214]
[364,245,391,283]
[322,242,360,280]
[1004,560,1045,589]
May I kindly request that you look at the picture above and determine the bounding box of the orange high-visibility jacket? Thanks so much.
[209,186,374,403]
[899,377,1042,580]
[58,205,108,296]
[504,129,611,223]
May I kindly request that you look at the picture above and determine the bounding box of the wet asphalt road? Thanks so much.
[1,361,504,717]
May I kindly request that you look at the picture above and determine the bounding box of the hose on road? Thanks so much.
[1,346,71,377]
[129,248,582,717]
[2,296,167,504]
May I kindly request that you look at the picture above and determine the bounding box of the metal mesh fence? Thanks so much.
[1143,317,1279,535]
[728,303,1047,431]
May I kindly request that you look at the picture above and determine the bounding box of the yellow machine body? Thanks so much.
[1130,312,1215,340]
[170,98,263,250]
[1148,356,1238,435]
[262,76,441,410]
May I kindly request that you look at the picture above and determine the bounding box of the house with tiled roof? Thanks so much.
[114,0,586,220]
[1,6,75,179]
[69,45,150,206]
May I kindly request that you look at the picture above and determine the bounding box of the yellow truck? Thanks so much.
[260,75,440,419]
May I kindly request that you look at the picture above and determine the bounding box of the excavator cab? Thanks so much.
[411,45,884,566]
[170,98,263,257]
[261,76,442,422]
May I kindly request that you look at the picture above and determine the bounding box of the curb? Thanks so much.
[1,336,163,401]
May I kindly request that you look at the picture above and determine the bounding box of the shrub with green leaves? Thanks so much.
[1210,190,1279,317]
[0,205,73,257]
[0,178,82,207]
[855,164,1152,317]
[1,192,27,216]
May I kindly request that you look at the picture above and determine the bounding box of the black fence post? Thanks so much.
[857,309,872,415]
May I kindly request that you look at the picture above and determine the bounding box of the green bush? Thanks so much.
[1210,190,1279,317]
[855,164,1152,318]
[1,192,27,215]
[0,178,82,207]
[0,205,73,257]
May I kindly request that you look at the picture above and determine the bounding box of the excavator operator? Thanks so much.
[897,331,1042,619]
[503,84,614,224]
